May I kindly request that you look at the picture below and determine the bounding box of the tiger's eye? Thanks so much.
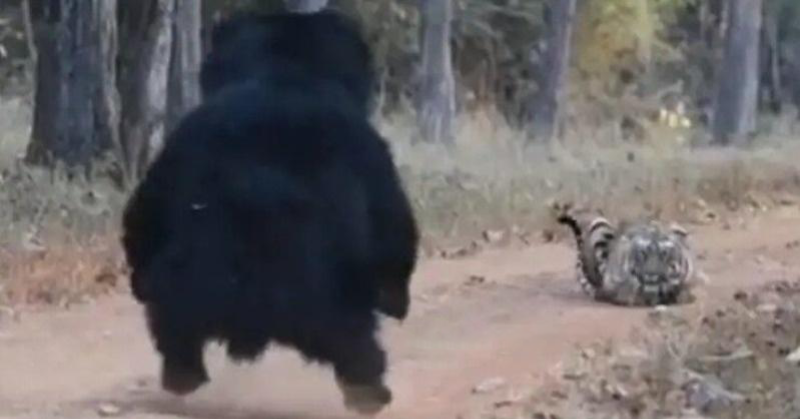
[670,262,682,275]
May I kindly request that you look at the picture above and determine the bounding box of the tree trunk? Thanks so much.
[760,0,781,113]
[284,0,329,13]
[790,40,800,113]
[167,0,202,133]
[118,0,175,185]
[417,0,456,144]
[529,0,577,142]
[26,0,119,170]
[712,0,762,145]
[201,2,218,56]
[20,0,37,65]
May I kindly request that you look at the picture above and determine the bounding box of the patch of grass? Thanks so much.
[381,111,800,247]
[0,234,125,308]
[0,161,125,248]
[0,95,30,168]
[0,96,127,306]
[508,281,800,419]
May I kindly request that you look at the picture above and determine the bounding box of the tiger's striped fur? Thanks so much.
[556,212,615,299]
[557,210,698,306]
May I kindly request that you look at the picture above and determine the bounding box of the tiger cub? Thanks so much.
[557,208,699,306]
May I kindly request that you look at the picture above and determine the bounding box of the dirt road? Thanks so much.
[1,210,799,419]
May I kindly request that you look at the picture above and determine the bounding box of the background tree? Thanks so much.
[117,0,176,184]
[417,0,456,144]
[761,0,781,113]
[529,0,577,142]
[774,0,800,111]
[712,0,762,145]
[26,0,119,170]
[19,0,35,67]
[21,0,202,185]
[167,1,202,133]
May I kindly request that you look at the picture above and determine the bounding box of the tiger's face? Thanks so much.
[620,223,691,304]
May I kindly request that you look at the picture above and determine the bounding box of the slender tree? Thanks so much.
[418,0,456,144]
[26,0,119,169]
[117,0,176,184]
[167,0,203,132]
[712,0,762,145]
[20,0,36,65]
[530,0,578,142]
[760,0,781,113]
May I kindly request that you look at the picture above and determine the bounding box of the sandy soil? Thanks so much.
[1,209,799,419]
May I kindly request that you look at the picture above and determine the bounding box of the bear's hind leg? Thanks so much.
[147,308,210,395]
[159,332,209,395]
[294,314,391,416]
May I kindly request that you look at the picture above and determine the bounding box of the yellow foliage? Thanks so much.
[574,0,657,84]
[572,0,689,92]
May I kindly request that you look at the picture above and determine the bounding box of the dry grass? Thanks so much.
[0,96,126,307]
[0,233,125,308]
[507,281,800,419]
[380,110,800,246]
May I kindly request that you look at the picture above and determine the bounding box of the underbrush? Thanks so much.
[382,111,800,248]
[0,95,29,168]
[0,101,799,306]
[0,163,127,307]
[0,235,126,308]
[0,96,127,307]
[500,281,800,419]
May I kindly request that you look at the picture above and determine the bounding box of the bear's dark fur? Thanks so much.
[121,10,419,415]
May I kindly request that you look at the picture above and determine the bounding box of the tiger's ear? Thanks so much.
[548,199,573,219]
[669,222,689,239]
[588,217,616,241]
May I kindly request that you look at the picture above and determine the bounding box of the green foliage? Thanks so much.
[776,0,800,40]
[0,3,30,95]
[455,0,544,120]
[335,0,420,112]
[650,0,695,27]
[568,0,706,144]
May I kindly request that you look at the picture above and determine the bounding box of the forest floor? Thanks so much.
[1,206,800,419]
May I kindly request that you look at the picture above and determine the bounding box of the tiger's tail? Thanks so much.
[585,217,616,289]
[556,209,614,294]
[553,202,587,248]
[556,212,584,248]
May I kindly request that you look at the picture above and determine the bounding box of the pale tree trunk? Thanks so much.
[284,0,329,13]
[27,0,119,170]
[712,0,762,145]
[418,0,456,144]
[530,0,577,142]
[118,0,175,185]
[167,0,202,133]
[20,0,37,65]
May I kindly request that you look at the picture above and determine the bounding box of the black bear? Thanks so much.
[121,9,419,415]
